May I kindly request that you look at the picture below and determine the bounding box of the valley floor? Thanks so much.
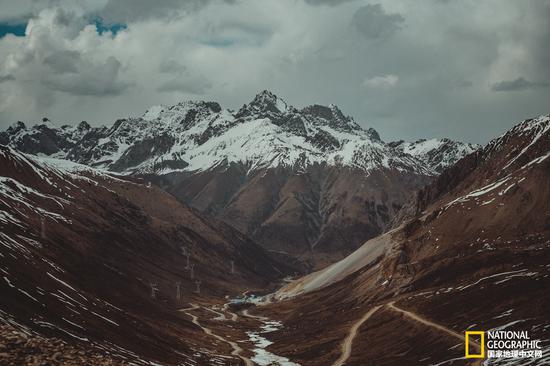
[168,295,484,366]
[2,246,548,366]
[169,251,550,366]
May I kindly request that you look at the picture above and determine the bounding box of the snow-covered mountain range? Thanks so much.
[0,90,475,175]
[0,91,479,263]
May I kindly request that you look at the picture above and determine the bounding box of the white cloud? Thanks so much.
[363,74,399,89]
[1,8,129,94]
[0,7,131,118]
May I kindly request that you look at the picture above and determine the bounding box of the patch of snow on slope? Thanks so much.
[503,115,550,170]
[276,97,288,113]
[403,139,444,156]
[445,176,512,208]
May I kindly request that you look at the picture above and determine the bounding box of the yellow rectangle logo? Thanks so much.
[465,331,485,359]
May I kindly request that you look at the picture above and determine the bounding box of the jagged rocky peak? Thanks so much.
[6,121,27,134]
[236,90,364,134]
[34,117,57,130]
[366,127,381,142]
[300,103,362,133]
[236,89,289,119]
[142,100,222,129]
[301,104,341,121]
[77,120,91,131]
[252,89,288,112]
[144,100,222,118]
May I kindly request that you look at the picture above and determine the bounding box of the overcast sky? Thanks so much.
[0,0,549,143]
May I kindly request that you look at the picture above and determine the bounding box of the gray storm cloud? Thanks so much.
[96,0,233,23]
[303,0,357,5]
[352,4,404,40]
[157,77,212,95]
[491,78,550,92]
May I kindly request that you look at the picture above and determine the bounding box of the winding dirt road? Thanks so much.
[182,299,482,366]
[331,305,382,366]
[387,302,479,349]
[387,301,483,366]
[204,306,228,321]
[179,304,253,366]
[331,301,482,366]
[222,302,239,321]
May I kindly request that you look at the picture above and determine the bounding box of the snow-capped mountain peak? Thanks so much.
[300,103,362,133]
[250,89,288,113]
[141,100,222,127]
[6,121,27,134]
[235,90,290,121]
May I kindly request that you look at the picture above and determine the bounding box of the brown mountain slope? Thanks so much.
[260,115,550,365]
[0,146,291,365]
[154,163,430,269]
